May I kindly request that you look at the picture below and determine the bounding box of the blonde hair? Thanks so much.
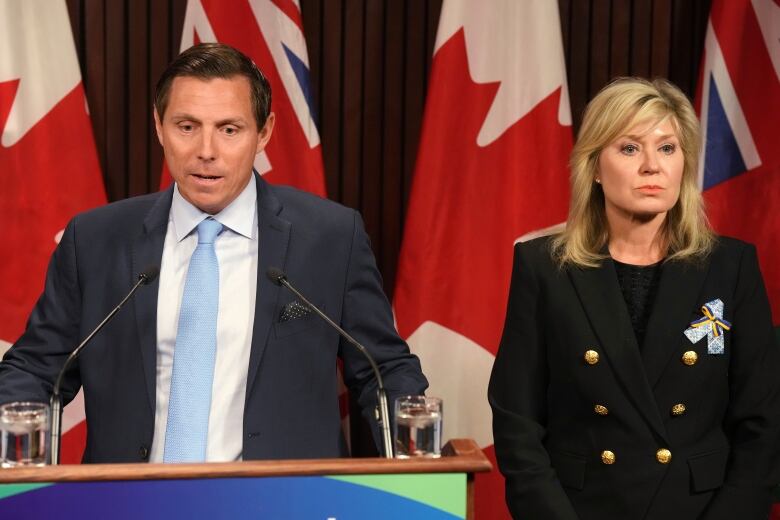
[552,77,714,267]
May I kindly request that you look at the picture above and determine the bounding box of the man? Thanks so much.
[0,43,427,463]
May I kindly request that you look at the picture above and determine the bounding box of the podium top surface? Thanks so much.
[0,438,492,483]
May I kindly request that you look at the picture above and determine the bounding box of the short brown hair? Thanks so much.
[154,42,272,129]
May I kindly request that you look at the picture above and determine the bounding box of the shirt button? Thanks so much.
[656,448,672,464]
[139,445,149,460]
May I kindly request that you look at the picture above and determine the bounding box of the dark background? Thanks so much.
[64,0,712,300]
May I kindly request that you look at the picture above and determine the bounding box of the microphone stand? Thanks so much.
[269,270,394,459]
[50,269,158,465]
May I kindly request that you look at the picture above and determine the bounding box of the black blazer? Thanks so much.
[489,236,779,520]
[0,175,427,462]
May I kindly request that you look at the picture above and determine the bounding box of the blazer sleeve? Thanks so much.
[0,218,83,406]
[488,241,580,520]
[337,210,428,446]
[701,244,780,520]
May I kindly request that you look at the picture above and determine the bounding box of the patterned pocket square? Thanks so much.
[279,301,311,322]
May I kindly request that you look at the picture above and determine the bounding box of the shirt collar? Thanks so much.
[171,178,257,242]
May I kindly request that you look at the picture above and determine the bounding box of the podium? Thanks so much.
[0,438,491,519]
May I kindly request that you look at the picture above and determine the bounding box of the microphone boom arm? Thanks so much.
[272,272,394,459]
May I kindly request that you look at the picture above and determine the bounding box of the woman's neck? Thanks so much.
[606,207,667,265]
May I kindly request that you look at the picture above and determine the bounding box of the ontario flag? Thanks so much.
[160,0,326,197]
[696,0,780,324]
[394,1,572,517]
[0,0,106,462]
[695,0,780,516]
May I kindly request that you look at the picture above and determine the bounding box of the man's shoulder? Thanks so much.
[267,183,355,227]
[76,190,165,221]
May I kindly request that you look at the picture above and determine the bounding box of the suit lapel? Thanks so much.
[641,257,710,388]
[246,176,291,394]
[569,260,669,443]
[131,188,172,413]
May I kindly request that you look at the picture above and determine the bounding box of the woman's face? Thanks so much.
[597,118,684,222]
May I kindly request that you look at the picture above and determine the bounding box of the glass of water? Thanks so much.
[0,402,49,467]
[394,395,442,458]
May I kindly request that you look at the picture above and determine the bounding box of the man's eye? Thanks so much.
[224,127,238,135]
[179,124,193,132]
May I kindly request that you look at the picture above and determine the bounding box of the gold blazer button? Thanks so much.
[656,448,672,464]
[584,350,600,365]
[594,404,609,416]
[671,403,686,416]
[682,351,698,366]
[601,450,616,465]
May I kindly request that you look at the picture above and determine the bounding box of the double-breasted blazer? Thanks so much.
[489,235,779,520]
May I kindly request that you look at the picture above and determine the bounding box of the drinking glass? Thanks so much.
[0,402,49,467]
[394,395,442,458]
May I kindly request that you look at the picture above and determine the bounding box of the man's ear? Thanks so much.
[153,108,164,147]
[256,112,276,154]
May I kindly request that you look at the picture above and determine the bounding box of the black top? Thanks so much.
[613,258,663,346]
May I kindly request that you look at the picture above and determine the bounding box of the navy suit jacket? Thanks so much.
[0,175,427,462]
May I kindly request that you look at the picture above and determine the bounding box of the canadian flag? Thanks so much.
[0,0,106,463]
[394,1,572,517]
[160,0,326,197]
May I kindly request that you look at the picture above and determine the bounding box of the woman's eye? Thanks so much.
[621,144,639,154]
[660,143,676,154]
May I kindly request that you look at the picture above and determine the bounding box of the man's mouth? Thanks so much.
[192,173,222,181]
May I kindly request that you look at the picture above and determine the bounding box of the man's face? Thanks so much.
[154,75,274,214]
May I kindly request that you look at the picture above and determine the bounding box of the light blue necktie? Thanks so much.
[164,218,223,462]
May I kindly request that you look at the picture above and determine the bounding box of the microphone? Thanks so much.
[266,267,394,459]
[49,266,159,465]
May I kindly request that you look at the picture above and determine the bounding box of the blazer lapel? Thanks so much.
[569,260,669,443]
[641,257,710,388]
[131,188,172,413]
[246,176,291,394]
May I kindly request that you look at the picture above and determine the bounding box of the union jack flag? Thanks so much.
[696,0,780,324]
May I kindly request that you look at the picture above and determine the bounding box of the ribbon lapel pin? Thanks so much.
[684,299,732,354]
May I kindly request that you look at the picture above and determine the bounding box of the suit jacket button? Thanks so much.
[584,350,600,365]
[671,403,686,416]
[139,446,149,460]
[656,448,672,464]
[601,450,615,464]
[682,351,698,365]
[594,404,609,416]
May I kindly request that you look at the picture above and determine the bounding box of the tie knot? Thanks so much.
[197,218,223,244]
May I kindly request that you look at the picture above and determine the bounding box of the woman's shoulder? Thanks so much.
[708,234,756,261]
[514,235,559,271]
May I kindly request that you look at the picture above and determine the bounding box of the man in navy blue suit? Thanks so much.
[0,43,427,463]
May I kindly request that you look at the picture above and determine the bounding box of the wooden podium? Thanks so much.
[0,438,491,519]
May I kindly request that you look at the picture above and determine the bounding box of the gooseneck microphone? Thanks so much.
[49,266,159,465]
[266,267,394,459]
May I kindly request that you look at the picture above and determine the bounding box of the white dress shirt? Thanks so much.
[150,180,258,462]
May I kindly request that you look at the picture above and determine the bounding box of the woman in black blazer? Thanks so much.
[489,77,779,520]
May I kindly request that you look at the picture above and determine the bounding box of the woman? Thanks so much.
[489,77,779,520]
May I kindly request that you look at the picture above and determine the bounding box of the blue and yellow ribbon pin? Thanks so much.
[684,299,731,354]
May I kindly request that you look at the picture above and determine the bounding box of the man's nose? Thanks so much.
[197,129,216,161]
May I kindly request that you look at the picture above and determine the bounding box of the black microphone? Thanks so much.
[49,266,159,465]
[266,267,394,458]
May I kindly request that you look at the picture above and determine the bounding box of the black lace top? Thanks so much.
[613,259,663,347]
